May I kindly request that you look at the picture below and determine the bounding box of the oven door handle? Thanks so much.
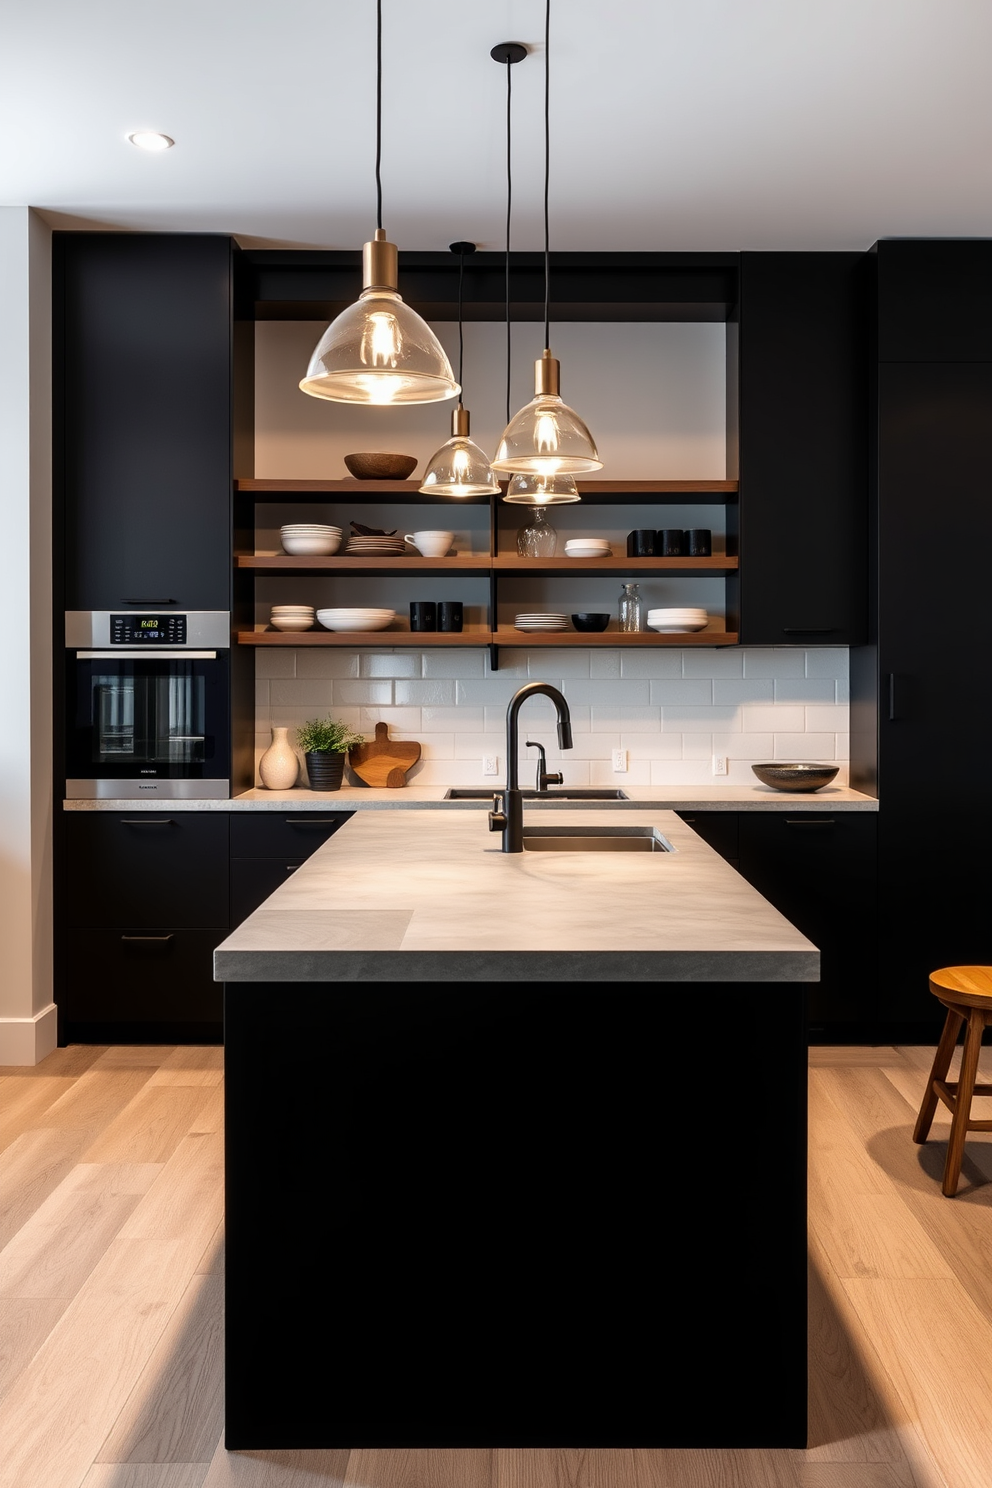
[75,650,219,659]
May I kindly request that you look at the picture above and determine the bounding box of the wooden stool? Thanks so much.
[913,966,992,1195]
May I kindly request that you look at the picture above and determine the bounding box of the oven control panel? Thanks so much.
[110,613,188,645]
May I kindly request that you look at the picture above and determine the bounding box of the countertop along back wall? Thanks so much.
[252,321,850,789]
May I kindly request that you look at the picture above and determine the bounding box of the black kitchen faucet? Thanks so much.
[489,683,573,852]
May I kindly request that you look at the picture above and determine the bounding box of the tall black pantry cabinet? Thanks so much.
[53,233,255,1043]
[851,239,992,1032]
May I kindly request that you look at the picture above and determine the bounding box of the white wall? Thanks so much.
[0,208,55,1064]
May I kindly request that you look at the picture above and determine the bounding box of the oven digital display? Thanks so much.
[110,613,187,644]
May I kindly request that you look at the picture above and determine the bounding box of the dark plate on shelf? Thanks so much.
[751,763,839,792]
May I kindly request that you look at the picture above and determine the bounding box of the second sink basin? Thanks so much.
[522,826,672,852]
[445,788,629,801]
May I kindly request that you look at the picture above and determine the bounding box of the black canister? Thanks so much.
[685,528,712,556]
[409,601,437,632]
[438,601,463,633]
[626,529,656,556]
[657,528,685,556]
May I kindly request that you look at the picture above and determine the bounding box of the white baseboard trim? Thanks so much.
[0,1004,59,1066]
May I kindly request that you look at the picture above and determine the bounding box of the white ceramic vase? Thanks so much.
[258,726,299,790]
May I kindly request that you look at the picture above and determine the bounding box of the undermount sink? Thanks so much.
[522,826,672,853]
[444,788,629,801]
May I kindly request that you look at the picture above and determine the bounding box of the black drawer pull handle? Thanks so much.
[782,627,838,634]
[286,865,298,872]
[285,819,341,826]
[120,818,173,826]
[122,598,177,605]
[785,819,836,827]
[121,934,174,944]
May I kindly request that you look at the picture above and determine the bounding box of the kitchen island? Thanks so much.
[217,808,813,1450]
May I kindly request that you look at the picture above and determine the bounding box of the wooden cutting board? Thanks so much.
[348,721,422,788]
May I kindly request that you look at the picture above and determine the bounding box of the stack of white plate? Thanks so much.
[280,524,342,556]
[513,613,569,632]
[646,607,709,633]
[343,534,407,556]
[564,538,612,558]
[270,604,315,632]
[316,607,396,633]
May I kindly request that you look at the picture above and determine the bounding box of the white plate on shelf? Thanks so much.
[270,617,315,632]
[647,620,710,633]
[316,609,396,632]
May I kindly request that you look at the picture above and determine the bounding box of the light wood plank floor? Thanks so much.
[2,1041,991,1488]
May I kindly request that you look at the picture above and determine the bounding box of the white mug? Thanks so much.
[406,530,453,557]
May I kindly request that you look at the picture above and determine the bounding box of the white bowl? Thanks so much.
[317,612,395,633]
[648,620,710,633]
[564,541,610,550]
[270,617,315,632]
[280,525,341,533]
[281,535,342,556]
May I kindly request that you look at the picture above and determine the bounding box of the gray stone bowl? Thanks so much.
[752,762,839,792]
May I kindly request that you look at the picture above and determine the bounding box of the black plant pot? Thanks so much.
[305,751,345,791]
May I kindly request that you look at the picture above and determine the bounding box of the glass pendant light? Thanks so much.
[299,1,459,407]
[492,0,601,475]
[419,244,500,497]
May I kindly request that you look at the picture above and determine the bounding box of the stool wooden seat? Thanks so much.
[913,966,992,1196]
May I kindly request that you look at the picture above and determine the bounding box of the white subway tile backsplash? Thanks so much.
[648,680,713,706]
[713,679,774,704]
[255,646,850,786]
[806,648,849,678]
[743,648,806,679]
[395,679,457,707]
[772,679,836,703]
[294,650,361,679]
[360,652,421,678]
[334,680,393,706]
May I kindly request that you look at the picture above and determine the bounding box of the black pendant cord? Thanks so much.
[505,54,513,426]
[375,0,383,231]
[457,247,465,409]
[543,0,551,352]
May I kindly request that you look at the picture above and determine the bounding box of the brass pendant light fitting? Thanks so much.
[492,0,601,477]
[418,242,500,497]
[299,0,459,406]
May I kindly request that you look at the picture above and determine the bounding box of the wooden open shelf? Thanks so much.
[236,478,738,497]
[238,628,738,648]
[236,553,492,572]
[491,555,737,574]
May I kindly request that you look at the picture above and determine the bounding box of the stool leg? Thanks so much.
[942,1007,985,1197]
[913,1005,964,1144]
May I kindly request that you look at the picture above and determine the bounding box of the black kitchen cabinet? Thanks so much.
[55,232,244,612]
[736,813,878,1033]
[737,252,868,645]
[229,812,353,926]
[61,812,229,1042]
[674,810,739,865]
[677,810,877,1034]
[851,285,992,1027]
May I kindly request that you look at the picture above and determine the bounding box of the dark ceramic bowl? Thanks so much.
[752,762,839,792]
[571,613,611,632]
[344,452,418,480]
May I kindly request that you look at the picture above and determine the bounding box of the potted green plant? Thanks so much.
[296,717,365,792]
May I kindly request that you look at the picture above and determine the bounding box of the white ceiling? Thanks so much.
[4,0,992,253]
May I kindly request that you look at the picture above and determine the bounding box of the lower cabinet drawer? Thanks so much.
[675,811,739,863]
[64,928,226,1026]
[230,812,353,859]
[231,859,306,926]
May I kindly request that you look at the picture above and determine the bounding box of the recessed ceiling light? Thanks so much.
[127,131,174,152]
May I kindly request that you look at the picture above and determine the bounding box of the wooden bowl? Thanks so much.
[344,452,418,481]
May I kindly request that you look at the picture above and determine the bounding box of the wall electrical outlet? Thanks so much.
[612,748,628,773]
[712,755,728,776]
[483,755,499,776]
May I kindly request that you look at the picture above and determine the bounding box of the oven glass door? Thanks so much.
[67,653,229,781]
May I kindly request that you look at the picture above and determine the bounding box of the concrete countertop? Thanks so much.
[212,807,819,984]
[66,782,878,811]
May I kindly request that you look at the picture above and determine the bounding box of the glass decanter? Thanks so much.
[619,582,643,633]
[516,507,558,558]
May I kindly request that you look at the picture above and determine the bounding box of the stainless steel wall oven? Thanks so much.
[65,612,231,799]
